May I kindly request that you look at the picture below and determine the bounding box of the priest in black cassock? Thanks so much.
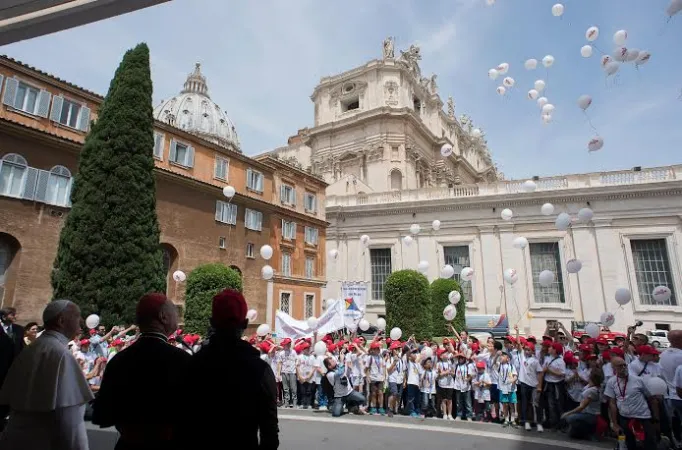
[92,293,191,450]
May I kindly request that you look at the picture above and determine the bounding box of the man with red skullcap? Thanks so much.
[93,292,191,450]
[179,289,279,450]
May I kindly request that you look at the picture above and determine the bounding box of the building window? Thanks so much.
[443,245,472,302]
[153,132,165,160]
[281,220,296,240]
[169,140,195,167]
[0,153,27,198]
[390,169,402,191]
[279,292,291,314]
[46,166,72,207]
[413,97,421,112]
[219,237,226,249]
[304,227,318,245]
[246,242,255,258]
[215,201,237,225]
[391,146,399,160]
[631,239,677,306]
[49,96,90,131]
[59,99,81,128]
[304,192,317,213]
[305,256,315,279]
[529,242,566,304]
[341,97,360,112]
[305,294,315,319]
[245,209,263,231]
[214,156,229,180]
[370,248,392,301]
[280,184,296,205]
[0,240,11,287]
[281,253,292,277]
[246,169,263,192]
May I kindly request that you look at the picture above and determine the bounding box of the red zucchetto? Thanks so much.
[212,289,247,329]
[136,292,168,325]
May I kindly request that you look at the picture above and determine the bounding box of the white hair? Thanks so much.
[42,300,76,325]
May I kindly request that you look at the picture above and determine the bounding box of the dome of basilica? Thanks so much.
[153,63,240,151]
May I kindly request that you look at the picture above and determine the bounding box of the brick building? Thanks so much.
[0,56,328,327]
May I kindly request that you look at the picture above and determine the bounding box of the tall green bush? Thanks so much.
[184,264,242,334]
[384,270,432,341]
[430,278,466,336]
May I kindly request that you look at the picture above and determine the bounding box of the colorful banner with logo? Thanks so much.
[275,299,345,340]
[340,281,367,329]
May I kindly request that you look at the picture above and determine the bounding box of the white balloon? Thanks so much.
[521,180,537,193]
[613,46,629,63]
[421,346,434,360]
[360,234,371,246]
[578,207,594,223]
[246,309,258,322]
[325,298,336,309]
[497,63,509,74]
[410,223,421,235]
[581,45,593,58]
[359,319,370,331]
[513,237,529,250]
[667,0,682,17]
[585,323,600,339]
[613,29,628,46]
[635,51,651,67]
[542,55,555,68]
[501,208,513,221]
[542,104,555,115]
[551,3,564,17]
[432,220,441,231]
[441,264,455,279]
[448,290,461,305]
[626,48,640,62]
[539,270,555,287]
[503,77,515,88]
[307,316,319,329]
[496,86,506,96]
[403,235,414,246]
[390,327,402,341]
[260,245,273,260]
[652,286,672,303]
[566,259,583,274]
[541,114,553,125]
[472,128,482,138]
[586,26,599,42]
[577,95,592,111]
[646,377,668,396]
[486,0,496,5]
[601,55,612,67]
[588,136,604,152]
[256,324,270,337]
[376,318,387,331]
[441,144,453,157]
[172,270,186,282]
[85,314,100,329]
[524,58,538,70]
[222,185,235,199]
[527,89,539,100]
[537,97,548,108]
[460,267,474,282]
[600,311,616,327]
[261,265,274,280]
[314,341,327,356]
[541,203,555,216]
[504,268,519,285]
[534,79,546,92]
[604,61,620,76]
[615,288,632,306]
[488,68,499,80]
[417,260,429,274]
[443,304,457,321]
[555,212,572,231]
[329,249,339,260]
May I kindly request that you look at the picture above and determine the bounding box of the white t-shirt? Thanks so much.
[387,356,405,384]
[629,359,662,380]
[297,354,315,380]
[508,348,521,372]
[604,375,652,419]
[277,349,298,374]
[566,369,584,402]
[542,356,566,384]
[453,363,474,392]
[473,371,491,402]
[518,354,542,388]
[497,363,517,394]
[436,360,454,389]
[407,360,421,386]
[367,354,386,382]
[660,347,682,400]
[419,367,436,394]
[487,354,500,385]
[313,355,325,384]
[346,353,361,378]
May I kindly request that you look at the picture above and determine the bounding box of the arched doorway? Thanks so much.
[0,233,21,308]
[160,243,179,300]
[390,169,403,190]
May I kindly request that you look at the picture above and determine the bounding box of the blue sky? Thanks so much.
[2,0,680,179]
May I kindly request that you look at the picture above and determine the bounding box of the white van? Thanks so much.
[647,330,670,349]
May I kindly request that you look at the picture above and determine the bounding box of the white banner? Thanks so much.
[275,299,345,340]
[340,281,367,329]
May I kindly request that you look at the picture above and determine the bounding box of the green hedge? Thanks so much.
[384,270,432,341]
[183,264,242,334]
[430,278,466,336]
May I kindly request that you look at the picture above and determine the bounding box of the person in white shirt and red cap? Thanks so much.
[276,337,297,408]
[629,345,662,379]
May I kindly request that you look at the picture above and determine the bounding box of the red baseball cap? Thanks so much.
[527,335,537,342]
[79,339,90,346]
[212,289,248,329]
[112,338,123,347]
[476,361,486,369]
[542,335,553,342]
[390,341,403,351]
[551,342,564,355]
[327,343,337,352]
[610,347,625,358]
[636,345,660,356]
[596,338,609,346]
[370,341,382,350]
[280,338,292,346]
[524,342,536,352]
[504,336,516,344]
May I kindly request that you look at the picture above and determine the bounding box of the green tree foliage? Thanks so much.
[183,264,242,335]
[51,43,164,325]
[430,278,466,337]
[384,270,432,341]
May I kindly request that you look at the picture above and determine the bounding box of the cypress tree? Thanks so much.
[52,43,164,325]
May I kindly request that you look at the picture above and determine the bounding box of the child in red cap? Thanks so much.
[472,360,492,421]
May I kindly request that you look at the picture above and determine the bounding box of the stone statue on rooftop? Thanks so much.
[382,37,395,59]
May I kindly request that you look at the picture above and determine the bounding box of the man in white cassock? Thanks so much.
[0,300,94,450]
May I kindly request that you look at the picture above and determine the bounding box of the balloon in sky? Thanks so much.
[503,77,515,88]
[541,203,554,216]
[635,52,651,67]
[588,136,604,152]
[497,86,506,96]
[534,80,546,92]
[586,26,599,42]
[472,128,482,138]
[527,89,539,100]
[537,97,548,108]
[488,69,499,80]
[524,58,537,70]
[581,45,593,58]
[501,208,513,221]
[613,30,628,46]
[604,61,620,77]
[613,46,629,63]
[577,95,592,111]
[626,49,640,62]
[542,55,555,68]
[551,3,564,17]
[497,63,509,74]
[667,0,682,17]
[542,103,555,114]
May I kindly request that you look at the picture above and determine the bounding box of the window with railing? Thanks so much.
[305,256,315,279]
[370,248,392,301]
[245,209,263,231]
[304,226,318,245]
[282,220,296,240]
[215,200,237,225]
[631,238,677,306]
[529,242,566,304]
[0,154,73,207]
[305,294,315,318]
